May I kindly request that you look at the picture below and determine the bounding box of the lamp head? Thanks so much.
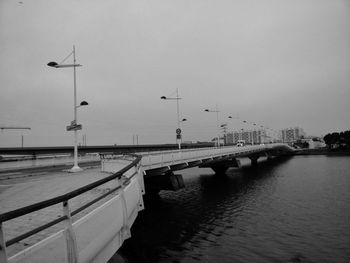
[47,61,58,67]
[80,101,88,106]
[160,96,166,99]
[182,118,187,122]
[204,109,209,112]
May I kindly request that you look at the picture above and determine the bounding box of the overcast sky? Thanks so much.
[1,0,349,147]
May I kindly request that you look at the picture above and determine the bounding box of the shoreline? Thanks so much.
[294,148,350,156]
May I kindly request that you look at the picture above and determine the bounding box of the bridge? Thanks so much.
[0,143,294,263]
[0,143,214,157]
[136,143,293,194]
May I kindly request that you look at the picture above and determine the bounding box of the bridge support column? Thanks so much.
[209,158,241,175]
[210,165,228,175]
[144,170,185,194]
[249,156,259,166]
[266,152,273,161]
[231,158,241,168]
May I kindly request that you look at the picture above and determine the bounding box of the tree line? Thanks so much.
[323,130,350,149]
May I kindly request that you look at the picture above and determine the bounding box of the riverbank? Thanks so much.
[294,148,350,156]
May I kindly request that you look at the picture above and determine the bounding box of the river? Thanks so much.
[114,155,350,263]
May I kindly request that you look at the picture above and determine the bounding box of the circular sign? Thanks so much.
[176,128,182,135]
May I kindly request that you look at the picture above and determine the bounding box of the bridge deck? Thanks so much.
[0,144,294,262]
[140,144,293,172]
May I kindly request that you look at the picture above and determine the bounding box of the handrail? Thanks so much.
[0,154,143,263]
[5,183,123,247]
[140,144,294,170]
[0,154,141,223]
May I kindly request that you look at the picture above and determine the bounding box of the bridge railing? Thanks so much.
[0,154,144,263]
[140,145,269,169]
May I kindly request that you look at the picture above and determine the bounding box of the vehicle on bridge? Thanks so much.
[236,140,245,147]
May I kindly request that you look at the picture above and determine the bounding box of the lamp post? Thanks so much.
[204,104,220,148]
[160,88,186,149]
[48,45,88,172]
[220,123,228,145]
[228,115,239,144]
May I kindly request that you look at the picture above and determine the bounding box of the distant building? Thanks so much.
[226,129,268,145]
[280,127,306,143]
[300,138,326,149]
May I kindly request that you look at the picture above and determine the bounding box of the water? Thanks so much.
[117,155,350,263]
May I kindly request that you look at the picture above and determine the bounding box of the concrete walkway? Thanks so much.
[0,165,117,257]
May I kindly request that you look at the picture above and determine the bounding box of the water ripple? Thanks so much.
[117,156,350,263]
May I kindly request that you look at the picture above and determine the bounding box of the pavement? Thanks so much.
[0,163,117,257]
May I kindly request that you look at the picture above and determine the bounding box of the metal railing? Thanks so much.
[140,143,295,170]
[141,145,266,169]
[0,154,142,263]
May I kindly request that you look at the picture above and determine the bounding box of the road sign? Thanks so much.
[176,134,181,139]
[176,128,182,135]
[66,124,82,131]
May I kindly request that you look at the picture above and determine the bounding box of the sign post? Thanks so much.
[176,128,182,141]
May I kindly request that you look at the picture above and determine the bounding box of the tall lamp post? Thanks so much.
[228,115,239,144]
[204,104,220,148]
[48,45,88,172]
[160,88,186,149]
[220,123,227,145]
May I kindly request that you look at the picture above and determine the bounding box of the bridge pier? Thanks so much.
[266,152,273,161]
[248,156,259,166]
[210,165,228,175]
[144,170,185,195]
[203,158,241,175]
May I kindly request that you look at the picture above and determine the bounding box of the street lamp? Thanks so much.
[204,105,220,148]
[228,115,240,144]
[48,45,88,172]
[160,88,184,149]
[77,101,88,108]
[220,123,228,145]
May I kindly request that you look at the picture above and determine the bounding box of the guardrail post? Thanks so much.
[120,182,131,241]
[63,201,79,263]
[137,164,145,196]
[136,164,145,211]
[0,223,8,263]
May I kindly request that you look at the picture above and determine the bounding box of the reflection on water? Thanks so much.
[115,156,350,263]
